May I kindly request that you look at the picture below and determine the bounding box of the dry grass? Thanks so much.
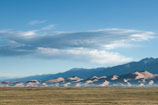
[0,87,158,105]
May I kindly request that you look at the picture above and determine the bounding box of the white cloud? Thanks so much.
[130,32,154,41]
[28,20,46,26]
[19,30,37,37]
[0,28,156,65]
[103,41,133,50]
[37,47,132,65]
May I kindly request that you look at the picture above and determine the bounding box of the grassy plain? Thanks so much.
[0,87,158,105]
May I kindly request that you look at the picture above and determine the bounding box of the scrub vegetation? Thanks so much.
[0,87,158,105]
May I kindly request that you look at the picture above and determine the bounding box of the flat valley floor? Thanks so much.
[0,87,158,105]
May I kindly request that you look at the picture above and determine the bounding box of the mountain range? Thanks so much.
[1,57,158,87]
[1,70,158,87]
[5,57,158,82]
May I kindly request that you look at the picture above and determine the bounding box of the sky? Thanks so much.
[0,0,158,78]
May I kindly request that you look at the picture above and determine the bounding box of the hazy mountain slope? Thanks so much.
[6,57,158,82]
[1,70,158,87]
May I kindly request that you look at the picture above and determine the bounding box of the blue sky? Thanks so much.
[0,0,158,78]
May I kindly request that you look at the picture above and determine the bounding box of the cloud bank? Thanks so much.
[0,28,155,65]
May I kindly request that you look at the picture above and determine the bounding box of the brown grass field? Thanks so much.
[0,87,158,105]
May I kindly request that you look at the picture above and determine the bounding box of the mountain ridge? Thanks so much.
[4,57,158,82]
[1,70,158,87]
